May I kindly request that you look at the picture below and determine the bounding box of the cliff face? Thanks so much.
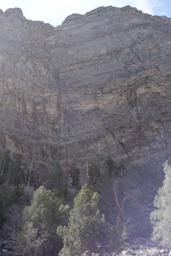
[0,6,171,236]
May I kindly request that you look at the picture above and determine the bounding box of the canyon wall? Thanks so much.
[0,6,171,236]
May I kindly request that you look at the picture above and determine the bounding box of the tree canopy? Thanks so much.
[57,184,122,256]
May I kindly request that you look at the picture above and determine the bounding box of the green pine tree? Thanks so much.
[57,185,122,256]
[21,186,69,255]
[23,186,69,232]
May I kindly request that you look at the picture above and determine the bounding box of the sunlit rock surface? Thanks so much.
[0,6,171,236]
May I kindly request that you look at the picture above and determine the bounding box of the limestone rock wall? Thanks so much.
[0,5,171,236]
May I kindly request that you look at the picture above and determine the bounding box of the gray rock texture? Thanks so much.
[0,6,171,236]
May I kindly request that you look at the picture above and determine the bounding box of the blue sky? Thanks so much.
[0,0,170,26]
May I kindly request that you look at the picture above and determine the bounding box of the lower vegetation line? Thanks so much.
[1,150,171,255]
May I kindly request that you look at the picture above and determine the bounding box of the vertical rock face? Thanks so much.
[0,6,171,236]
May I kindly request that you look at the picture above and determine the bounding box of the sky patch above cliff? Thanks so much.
[0,0,170,26]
